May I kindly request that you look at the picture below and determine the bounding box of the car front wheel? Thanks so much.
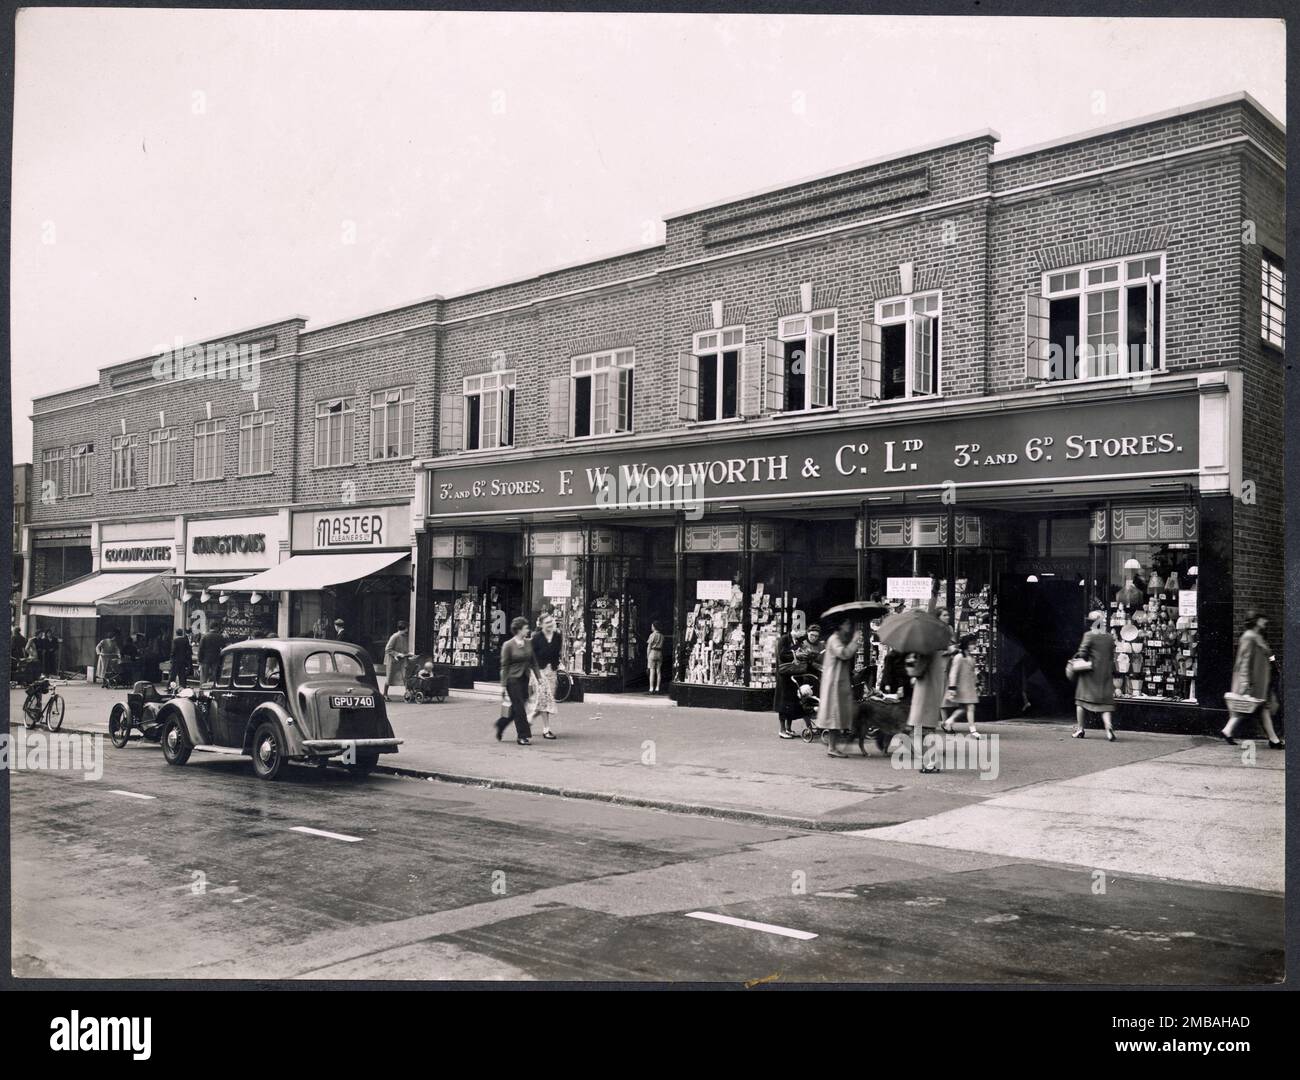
[250,721,286,781]
[161,717,192,766]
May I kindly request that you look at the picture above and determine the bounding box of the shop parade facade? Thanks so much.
[24,93,1283,732]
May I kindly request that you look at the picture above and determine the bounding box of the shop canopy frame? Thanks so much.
[214,552,409,594]
[26,571,173,620]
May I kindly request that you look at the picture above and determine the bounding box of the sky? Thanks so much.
[9,10,1286,461]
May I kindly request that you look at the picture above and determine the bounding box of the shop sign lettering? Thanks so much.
[102,544,173,566]
[315,513,385,548]
[190,533,266,556]
[428,393,1200,517]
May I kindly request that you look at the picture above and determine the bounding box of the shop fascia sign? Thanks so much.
[186,515,281,571]
[428,392,1201,517]
[313,510,388,549]
[100,540,175,569]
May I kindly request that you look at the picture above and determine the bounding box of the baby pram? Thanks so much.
[797,670,883,755]
[402,654,449,703]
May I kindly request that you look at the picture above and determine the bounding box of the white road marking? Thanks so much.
[290,826,363,843]
[107,790,156,800]
[814,891,858,899]
[684,911,817,940]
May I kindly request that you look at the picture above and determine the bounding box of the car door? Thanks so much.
[218,650,262,746]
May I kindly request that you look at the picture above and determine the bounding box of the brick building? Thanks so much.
[24,91,1283,731]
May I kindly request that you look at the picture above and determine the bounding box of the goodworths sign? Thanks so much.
[100,540,175,569]
[429,392,1201,517]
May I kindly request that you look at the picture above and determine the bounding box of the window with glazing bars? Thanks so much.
[315,398,355,467]
[370,386,415,459]
[239,410,275,475]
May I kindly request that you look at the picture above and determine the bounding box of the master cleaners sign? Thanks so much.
[429,391,1201,517]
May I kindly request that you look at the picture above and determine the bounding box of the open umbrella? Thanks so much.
[875,607,953,654]
[821,600,891,621]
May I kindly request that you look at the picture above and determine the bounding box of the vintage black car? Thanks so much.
[117,639,401,780]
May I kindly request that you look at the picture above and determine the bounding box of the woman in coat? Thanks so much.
[497,616,540,746]
[941,634,981,737]
[1222,612,1283,748]
[95,631,121,685]
[817,618,863,757]
[1071,610,1116,741]
[906,649,950,771]
[382,620,408,701]
[529,613,564,739]
[773,632,803,740]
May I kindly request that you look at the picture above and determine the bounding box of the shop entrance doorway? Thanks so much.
[997,575,1087,718]
[482,575,524,681]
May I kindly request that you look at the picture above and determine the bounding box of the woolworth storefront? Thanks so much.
[417,370,1241,732]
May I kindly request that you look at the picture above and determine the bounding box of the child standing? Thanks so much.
[941,634,981,738]
[646,622,664,693]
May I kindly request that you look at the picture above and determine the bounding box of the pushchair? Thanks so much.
[789,673,823,742]
[796,669,880,754]
[100,657,132,690]
[401,654,449,703]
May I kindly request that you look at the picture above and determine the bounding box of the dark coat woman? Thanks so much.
[1071,613,1116,740]
[773,633,803,738]
[1223,613,1283,747]
[497,617,540,745]
[169,631,193,687]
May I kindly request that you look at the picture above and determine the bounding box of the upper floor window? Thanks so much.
[194,419,226,481]
[1262,251,1285,351]
[1028,254,1164,381]
[315,397,355,468]
[239,409,275,476]
[148,427,176,487]
[41,447,65,500]
[110,433,139,491]
[870,293,941,401]
[465,372,515,451]
[771,311,837,412]
[370,386,415,460]
[69,443,94,497]
[681,328,745,423]
[559,349,634,439]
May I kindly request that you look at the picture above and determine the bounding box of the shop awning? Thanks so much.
[26,572,165,620]
[96,573,176,616]
[216,552,408,593]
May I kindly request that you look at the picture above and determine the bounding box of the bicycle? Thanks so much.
[21,678,65,732]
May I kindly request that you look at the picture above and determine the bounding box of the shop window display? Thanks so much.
[1103,542,1198,702]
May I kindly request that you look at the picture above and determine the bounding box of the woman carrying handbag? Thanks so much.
[1222,612,1284,748]
[1070,610,1116,741]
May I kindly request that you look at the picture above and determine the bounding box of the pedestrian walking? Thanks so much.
[1069,610,1116,741]
[311,614,334,639]
[382,620,408,701]
[42,629,62,676]
[817,617,863,757]
[331,617,349,644]
[941,634,981,737]
[797,623,826,674]
[529,613,563,739]
[906,649,950,771]
[495,616,539,745]
[169,628,193,687]
[198,623,225,685]
[1222,611,1284,748]
[646,622,665,694]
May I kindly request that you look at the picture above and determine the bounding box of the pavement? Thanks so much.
[9,680,1286,894]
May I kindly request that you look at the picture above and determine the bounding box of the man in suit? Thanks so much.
[170,629,194,687]
[198,623,225,684]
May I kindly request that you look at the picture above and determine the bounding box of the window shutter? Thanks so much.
[548,375,571,439]
[808,330,829,407]
[739,343,764,417]
[763,338,785,412]
[859,319,882,400]
[439,391,463,453]
[1024,292,1051,382]
[911,313,933,396]
[678,351,699,422]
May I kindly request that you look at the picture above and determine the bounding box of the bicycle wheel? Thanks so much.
[22,697,38,729]
[45,694,65,732]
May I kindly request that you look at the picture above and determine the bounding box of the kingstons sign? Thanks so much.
[185,515,281,572]
[428,391,1202,518]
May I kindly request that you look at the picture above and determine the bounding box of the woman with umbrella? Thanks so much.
[875,607,953,772]
[817,615,863,757]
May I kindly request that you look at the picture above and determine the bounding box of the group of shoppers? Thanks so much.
[496,614,564,745]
